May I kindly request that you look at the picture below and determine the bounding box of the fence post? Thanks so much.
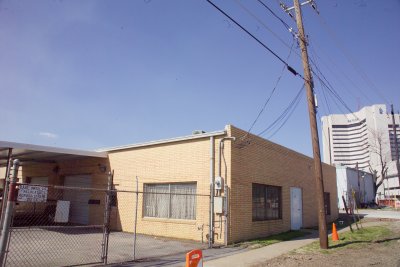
[133,176,138,261]
[0,149,13,233]
[0,159,19,267]
[102,170,113,264]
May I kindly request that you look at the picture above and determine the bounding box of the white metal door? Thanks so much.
[290,187,302,230]
[63,175,91,225]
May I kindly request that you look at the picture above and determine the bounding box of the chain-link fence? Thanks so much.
[106,190,210,265]
[4,184,107,267]
[0,179,213,266]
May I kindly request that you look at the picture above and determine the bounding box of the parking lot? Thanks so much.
[5,226,205,267]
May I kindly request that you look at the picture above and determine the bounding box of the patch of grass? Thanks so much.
[232,230,311,249]
[298,226,392,254]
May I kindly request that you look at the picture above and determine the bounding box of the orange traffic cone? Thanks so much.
[332,223,339,241]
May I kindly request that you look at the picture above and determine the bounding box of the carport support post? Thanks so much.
[0,148,13,232]
[0,159,19,267]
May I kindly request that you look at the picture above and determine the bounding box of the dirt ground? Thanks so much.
[254,220,400,267]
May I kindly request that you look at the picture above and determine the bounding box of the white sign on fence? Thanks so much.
[17,185,48,203]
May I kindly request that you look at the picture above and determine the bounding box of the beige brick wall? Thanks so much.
[227,125,338,243]
[107,136,225,243]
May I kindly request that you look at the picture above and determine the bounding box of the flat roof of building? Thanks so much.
[97,129,227,152]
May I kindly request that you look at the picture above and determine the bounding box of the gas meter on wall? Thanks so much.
[215,176,224,190]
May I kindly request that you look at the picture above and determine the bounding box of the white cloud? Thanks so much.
[39,132,58,139]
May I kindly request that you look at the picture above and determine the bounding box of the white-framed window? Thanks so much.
[143,183,197,220]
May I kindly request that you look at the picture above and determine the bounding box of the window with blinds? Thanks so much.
[143,183,197,220]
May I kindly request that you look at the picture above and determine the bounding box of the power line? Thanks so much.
[308,36,374,104]
[267,85,304,139]
[247,39,296,134]
[309,50,359,105]
[256,0,294,34]
[234,0,295,52]
[206,0,301,77]
[258,84,305,136]
[315,76,331,114]
[309,52,331,115]
[312,68,359,120]
[315,12,389,104]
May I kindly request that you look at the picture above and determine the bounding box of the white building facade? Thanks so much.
[321,104,400,198]
[336,165,374,209]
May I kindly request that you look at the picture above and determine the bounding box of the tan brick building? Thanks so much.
[0,124,338,245]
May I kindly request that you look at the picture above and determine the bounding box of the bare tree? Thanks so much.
[368,129,389,199]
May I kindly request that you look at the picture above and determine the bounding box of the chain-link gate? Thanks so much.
[4,184,107,267]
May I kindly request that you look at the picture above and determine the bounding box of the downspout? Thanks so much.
[218,137,236,246]
[209,136,215,248]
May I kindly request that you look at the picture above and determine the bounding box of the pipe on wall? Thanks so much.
[209,136,215,248]
[218,137,235,246]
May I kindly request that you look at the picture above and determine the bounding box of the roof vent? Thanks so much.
[192,130,206,135]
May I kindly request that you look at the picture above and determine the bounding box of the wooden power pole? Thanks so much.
[292,0,328,249]
[391,104,400,190]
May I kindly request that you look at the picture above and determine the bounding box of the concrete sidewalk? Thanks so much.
[203,231,319,267]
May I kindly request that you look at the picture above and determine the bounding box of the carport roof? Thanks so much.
[0,141,108,167]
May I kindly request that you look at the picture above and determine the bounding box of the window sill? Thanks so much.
[142,217,197,225]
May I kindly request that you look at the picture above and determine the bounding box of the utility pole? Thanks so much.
[391,104,400,192]
[283,0,328,249]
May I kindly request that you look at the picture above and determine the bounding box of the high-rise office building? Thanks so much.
[321,104,400,198]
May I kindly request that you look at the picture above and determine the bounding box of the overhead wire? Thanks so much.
[206,0,302,78]
[232,0,356,126]
[258,84,305,137]
[207,0,359,144]
[310,57,331,115]
[246,39,296,134]
[308,37,374,104]
[256,0,294,35]
[315,12,389,104]
[311,65,354,114]
[234,0,295,52]
[255,0,364,121]
[267,85,304,139]
[310,52,359,106]
[312,69,359,120]
[254,0,358,120]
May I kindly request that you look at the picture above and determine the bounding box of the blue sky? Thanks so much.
[0,0,399,157]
